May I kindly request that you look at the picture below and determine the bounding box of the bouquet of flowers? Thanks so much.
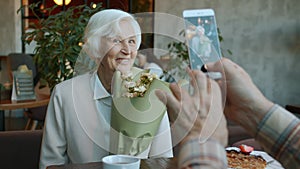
[109,67,171,157]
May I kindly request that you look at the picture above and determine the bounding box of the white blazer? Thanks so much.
[39,71,173,169]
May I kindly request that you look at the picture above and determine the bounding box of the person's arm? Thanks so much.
[179,138,227,169]
[255,104,300,169]
[207,58,300,168]
[206,58,273,136]
[39,85,68,169]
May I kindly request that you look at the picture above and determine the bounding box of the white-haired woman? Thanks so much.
[191,26,212,59]
[39,9,173,169]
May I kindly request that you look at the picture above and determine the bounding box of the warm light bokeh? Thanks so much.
[53,0,72,6]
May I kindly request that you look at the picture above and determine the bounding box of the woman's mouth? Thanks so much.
[116,58,130,64]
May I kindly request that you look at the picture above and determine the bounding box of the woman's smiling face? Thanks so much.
[100,20,138,74]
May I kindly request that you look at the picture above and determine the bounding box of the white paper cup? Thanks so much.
[102,155,141,169]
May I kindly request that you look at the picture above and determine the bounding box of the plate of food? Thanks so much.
[226,145,285,169]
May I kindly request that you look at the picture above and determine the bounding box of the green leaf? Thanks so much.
[20,3,103,90]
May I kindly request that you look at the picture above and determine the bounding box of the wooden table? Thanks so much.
[47,158,177,169]
[43,151,286,169]
[0,95,50,131]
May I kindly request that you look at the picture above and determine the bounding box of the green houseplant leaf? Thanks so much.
[20,3,103,90]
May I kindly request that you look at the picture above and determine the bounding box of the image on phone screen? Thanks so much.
[183,9,221,71]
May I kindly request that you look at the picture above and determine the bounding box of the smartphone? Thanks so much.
[183,9,221,73]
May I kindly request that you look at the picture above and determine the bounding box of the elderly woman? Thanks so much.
[39,9,173,169]
[191,26,212,60]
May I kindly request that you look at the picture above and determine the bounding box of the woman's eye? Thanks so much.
[113,39,121,44]
[128,39,136,44]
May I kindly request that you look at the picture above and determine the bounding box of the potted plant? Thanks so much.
[20,2,103,90]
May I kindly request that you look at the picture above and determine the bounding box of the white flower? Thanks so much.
[139,86,147,92]
[121,71,133,80]
[121,71,157,98]
[124,81,136,88]
[152,74,158,79]
[141,72,151,77]
[134,85,146,93]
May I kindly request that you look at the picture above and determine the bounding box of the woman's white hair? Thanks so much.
[81,9,142,61]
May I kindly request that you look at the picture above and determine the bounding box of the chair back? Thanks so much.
[0,56,12,100]
[0,130,43,169]
[0,56,11,81]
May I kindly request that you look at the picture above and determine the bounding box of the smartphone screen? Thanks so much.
[183,9,221,71]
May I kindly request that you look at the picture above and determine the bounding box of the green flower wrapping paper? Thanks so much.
[109,67,171,157]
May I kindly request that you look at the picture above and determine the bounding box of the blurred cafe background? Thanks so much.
[1,0,299,109]
[0,0,298,144]
[0,0,299,168]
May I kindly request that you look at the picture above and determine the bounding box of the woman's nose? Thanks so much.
[121,41,130,54]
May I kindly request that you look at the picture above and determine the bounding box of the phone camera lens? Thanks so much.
[201,64,208,72]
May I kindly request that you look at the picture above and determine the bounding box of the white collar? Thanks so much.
[91,71,111,100]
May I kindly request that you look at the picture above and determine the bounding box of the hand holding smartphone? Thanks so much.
[183,9,222,79]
